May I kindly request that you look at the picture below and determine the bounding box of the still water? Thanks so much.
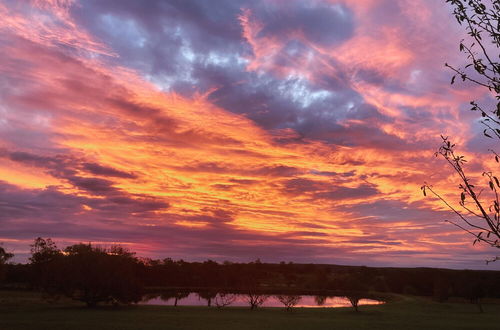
[141,293,383,308]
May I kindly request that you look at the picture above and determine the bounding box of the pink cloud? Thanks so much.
[0,0,497,270]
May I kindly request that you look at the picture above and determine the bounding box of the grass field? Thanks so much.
[1,290,499,330]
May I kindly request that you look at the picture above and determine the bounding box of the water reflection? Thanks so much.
[141,292,383,308]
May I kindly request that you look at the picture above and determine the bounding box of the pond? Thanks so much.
[140,293,383,308]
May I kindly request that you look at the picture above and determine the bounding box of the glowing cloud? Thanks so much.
[0,0,496,269]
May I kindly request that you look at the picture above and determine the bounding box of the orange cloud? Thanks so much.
[0,0,497,268]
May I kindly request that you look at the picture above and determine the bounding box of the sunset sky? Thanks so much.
[0,0,498,269]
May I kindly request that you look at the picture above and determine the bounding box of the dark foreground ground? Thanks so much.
[1,291,499,330]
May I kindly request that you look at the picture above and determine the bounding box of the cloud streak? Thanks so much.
[0,0,497,269]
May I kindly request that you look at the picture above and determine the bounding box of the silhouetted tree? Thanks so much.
[422,0,500,259]
[341,271,369,312]
[314,295,327,306]
[29,237,62,292]
[169,290,190,307]
[29,239,143,307]
[197,290,217,307]
[30,237,60,264]
[347,294,362,312]
[64,244,143,306]
[214,293,237,308]
[276,294,301,311]
[0,244,13,283]
[0,245,13,264]
[245,291,268,310]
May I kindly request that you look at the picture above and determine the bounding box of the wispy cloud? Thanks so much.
[0,0,497,269]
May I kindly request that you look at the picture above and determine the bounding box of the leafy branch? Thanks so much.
[424,1,500,261]
[422,137,500,249]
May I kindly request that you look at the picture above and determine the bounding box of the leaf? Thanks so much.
[451,75,456,85]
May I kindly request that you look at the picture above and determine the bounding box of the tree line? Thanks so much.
[1,238,500,312]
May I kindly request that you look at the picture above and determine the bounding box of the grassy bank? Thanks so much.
[1,290,499,330]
